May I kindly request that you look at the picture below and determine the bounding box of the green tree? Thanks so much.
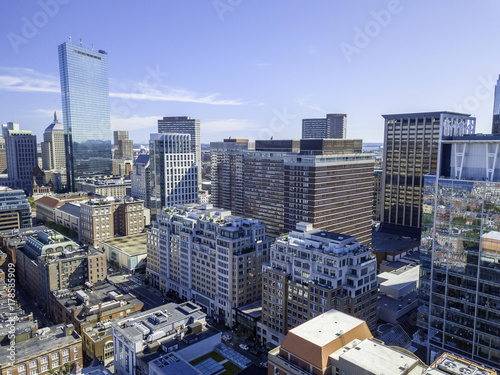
[27,197,36,210]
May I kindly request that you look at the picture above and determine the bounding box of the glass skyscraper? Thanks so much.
[492,75,500,134]
[418,134,500,370]
[58,40,112,191]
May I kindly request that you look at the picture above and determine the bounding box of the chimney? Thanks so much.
[64,323,75,336]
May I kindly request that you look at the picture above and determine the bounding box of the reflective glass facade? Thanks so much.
[493,75,500,134]
[419,176,500,370]
[58,41,112,191]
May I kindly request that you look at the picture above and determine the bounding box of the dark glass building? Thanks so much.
[58,40,112,191]
[492,75,500,134]
[418,134,500,371]
[381,112,474,228]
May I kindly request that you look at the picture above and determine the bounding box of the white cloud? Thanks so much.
[0,66,245,106]
[110,115,159,132]
[203,119,262,134]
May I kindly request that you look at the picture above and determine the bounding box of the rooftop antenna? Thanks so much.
[91,44,94,51]
[80,38,82,47]
[69,36,72,43]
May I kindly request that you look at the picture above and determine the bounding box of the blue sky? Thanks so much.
[2,1,500,144]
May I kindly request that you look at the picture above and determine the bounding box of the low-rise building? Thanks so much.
[80,197,145,247]
[15,227,107,310]
[0,324,83,375]
[99,233,148,273]
[267,309,498,375]
[112,302,219,375]
[77,176,131,199]
[54,202,81,239]
[35,193,93,224]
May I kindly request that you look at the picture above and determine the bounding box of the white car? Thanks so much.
[222,334,231,341]
[239,344,249,350]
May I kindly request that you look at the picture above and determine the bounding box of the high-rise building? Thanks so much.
[210,139,252,215]
[381,111,474,229]
[113,130,133,160]
[158,116,201,187]
[418,132,500,370]
[210,139,373,244]
[283,152,374,246]
[493,75,500,134]
[5,129,37,193]
[150,133,198,218]
[258,222,378,347]
[302,113,347,139]
[153,204,271,326]
[130,154,151,208]
[41,112,66,170]
[58,40,112,191]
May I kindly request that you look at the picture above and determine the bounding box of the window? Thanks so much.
[51,361,59,369]
[6,370,12,375]
[40,357,48,364]
[18,365,26,372]
[51,353,59,360]
[29,361,37,368]
[30,370,37,375]
[62,349,69,357]
[74,346,78,353]
[40,366,48,373]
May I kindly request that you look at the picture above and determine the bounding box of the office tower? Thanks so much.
[5,129,37,193]
[493,75,500,134]
[210,139,373,244]
[210,139,252,215]
[149,133,198,218]
[381,111,474,229]
[130,153,151,208]
[158,116,201,187]
[283,151,374,246]
[0,138,6,174]
[0,186,31,229]
[302,113,347,139]
[113,130,133,160]
[2,121,19,137]
[155,204,271,325]
[418,129,500,370]
[58,40,112,191]
[41,112,66,170]
[373,169,383,221]
[259,222,378,347]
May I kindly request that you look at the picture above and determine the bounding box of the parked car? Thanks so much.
[259,361,268,368]
[239,344,249,350]
[222,334,232,341]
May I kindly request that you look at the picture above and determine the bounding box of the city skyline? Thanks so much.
[2,2,500,144]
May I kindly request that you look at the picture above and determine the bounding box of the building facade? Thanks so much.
[58,40,112,191]
[493,75,500,134]
[41,112,66,171]
[153,204,271,326]
[158,116,201,187]
[302,113,347,139]
[0,186,31,230]
[150,133,198,218]
[258,223,378,347]
[381,111,475,228]
[77,176,130,198]
[5,129,37,193]
[113,130,133,160]
[418,134,500,370]
[80,197,145,247]
[130,154,151,209]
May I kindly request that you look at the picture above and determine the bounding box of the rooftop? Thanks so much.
[149,352,201,375]
[332,338,424,375]
[100,233,148,256]
[372,229,421,255]
[0,324,80,365]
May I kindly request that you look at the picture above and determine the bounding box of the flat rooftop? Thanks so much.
[332,338,424,374]
[0,325,80,364]
[372,230,420,254]
[100,233,148,256]
[235,300,261,319]
[288,309,367,348]
[149,352,201,375]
